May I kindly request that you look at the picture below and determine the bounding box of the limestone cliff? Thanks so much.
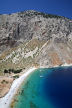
[0,10,72,75]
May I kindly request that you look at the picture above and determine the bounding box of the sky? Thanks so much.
[0,0,72,19]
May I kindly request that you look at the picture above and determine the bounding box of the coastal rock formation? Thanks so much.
[0,10,72,74]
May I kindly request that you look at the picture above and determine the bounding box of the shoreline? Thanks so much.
[0,67,36,108]
[0,63,72,108]
[40,63,72,69]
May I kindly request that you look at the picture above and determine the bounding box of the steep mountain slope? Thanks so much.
[0,10,72,75]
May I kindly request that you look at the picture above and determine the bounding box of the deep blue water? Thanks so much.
[42,67,72,108]
[12,66,72,108]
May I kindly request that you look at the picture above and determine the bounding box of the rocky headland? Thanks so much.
[0,10,72,97]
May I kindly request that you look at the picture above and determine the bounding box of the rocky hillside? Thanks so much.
[0,10,72,75]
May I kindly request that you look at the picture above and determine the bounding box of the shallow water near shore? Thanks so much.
[12,66,72,108]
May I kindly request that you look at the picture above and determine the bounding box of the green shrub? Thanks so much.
[13,69,22,73]
[13,75,19,79]
[4,68,22,74]
[1,80,8,84]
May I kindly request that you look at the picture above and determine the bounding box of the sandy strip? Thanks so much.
[61,63,72,67]
[53,63,72,68]
[0,67,36,108]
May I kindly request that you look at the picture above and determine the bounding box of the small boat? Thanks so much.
[40,75,44,78]
[40,70,42,72]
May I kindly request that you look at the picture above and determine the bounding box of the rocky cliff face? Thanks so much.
[0,10,72,74]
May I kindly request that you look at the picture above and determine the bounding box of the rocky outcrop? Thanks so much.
[0,10,72,53]
[0,10,72,74]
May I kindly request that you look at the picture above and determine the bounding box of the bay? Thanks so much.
[12,66,72,108]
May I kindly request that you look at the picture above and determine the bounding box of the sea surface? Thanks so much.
[12,66,72,108]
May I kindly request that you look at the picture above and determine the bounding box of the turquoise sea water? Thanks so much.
[12,66,72,108]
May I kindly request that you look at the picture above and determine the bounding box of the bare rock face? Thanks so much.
[0,10,72,53]
[0,10,72,72]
